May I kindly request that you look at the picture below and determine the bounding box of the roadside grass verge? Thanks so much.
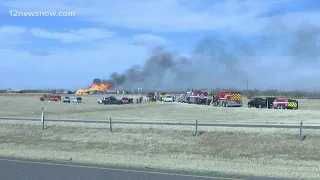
[0,121,320,179]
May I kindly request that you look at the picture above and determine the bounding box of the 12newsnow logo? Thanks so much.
[9,10,76,17]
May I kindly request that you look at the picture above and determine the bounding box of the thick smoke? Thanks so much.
[289,22,320,63]
[98,20,320,91]
[93,78,102,85]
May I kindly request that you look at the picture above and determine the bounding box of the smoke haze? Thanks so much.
[98,21,320,91]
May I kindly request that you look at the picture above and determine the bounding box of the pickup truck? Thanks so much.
[98,97,109,104]
[63,97,71,103]
[104,96,122,105]
[73,97,82,103]
[247,97,277,108]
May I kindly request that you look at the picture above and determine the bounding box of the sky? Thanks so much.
[0,0,319,90]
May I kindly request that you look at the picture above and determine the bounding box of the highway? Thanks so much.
[0,157,286,180]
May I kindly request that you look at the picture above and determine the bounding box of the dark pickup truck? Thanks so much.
[247,97,277,108]
[103,96,122,105]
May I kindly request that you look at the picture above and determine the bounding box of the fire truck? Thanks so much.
[39,94,61,101]
[184,89,212,105]
[213,92,243,107]
[272,98,298,109]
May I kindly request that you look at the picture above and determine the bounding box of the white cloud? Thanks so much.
[0,26,29,47]
[30,28,115,43]
[0,26,25,34]
[0,41,148,70]
[0,39,149,88]
[1,0,318,34]
[132,34,168,46]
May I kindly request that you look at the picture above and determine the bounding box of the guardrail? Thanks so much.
[0,116,318,140]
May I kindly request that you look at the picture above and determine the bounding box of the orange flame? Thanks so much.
[76,83,111,95]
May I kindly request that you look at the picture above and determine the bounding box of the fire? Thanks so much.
[75,82,112,95]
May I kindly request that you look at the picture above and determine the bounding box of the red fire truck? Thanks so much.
[39,94,61,101]
[272,98,298,109]
[186,89,212,105]
[213,92,243,107]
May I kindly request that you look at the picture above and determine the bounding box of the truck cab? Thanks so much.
[104,96,122,105]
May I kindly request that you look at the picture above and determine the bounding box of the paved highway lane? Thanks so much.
[0,157,286,180]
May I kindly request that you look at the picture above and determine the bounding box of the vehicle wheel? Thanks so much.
[225,102,229,107]
[248,104,251,108]
[259,105,262,108]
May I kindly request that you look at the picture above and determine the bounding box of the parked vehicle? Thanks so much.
[213,92,242,107]
[104,96,122,105]
[163,95,174,102]
[265,97,277,109]
[122,97,129,104]
[73,97,82,103]
[98,97,108,104]
[63,96,71,103]
[272,98,298,109]
[182,89,212,105]
[247,97,266,108]
[39,94,61,101]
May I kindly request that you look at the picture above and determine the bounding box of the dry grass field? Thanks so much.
[1,94,320,124]
[1,94,320,179]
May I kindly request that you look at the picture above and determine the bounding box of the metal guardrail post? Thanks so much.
[300,121,303,140]
[41,107,45,130]
[109,118,113,132]
[194,120,198,136]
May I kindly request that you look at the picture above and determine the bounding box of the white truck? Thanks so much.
[98,97,108,104]
[73,97,82,103]
[163,95,174,102]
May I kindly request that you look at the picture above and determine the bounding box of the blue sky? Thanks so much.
[0,0,319,90]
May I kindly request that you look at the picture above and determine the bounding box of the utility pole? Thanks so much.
[246,79,249,96]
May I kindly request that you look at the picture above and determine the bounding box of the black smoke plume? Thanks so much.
[92,78,102,85]
[97,21,320,91]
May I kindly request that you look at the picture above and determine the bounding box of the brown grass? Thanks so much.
[1,94,320,124]
[0,120,320,179]
[1,94,320,179]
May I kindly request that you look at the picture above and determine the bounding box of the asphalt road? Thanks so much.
[0,157,287,180]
